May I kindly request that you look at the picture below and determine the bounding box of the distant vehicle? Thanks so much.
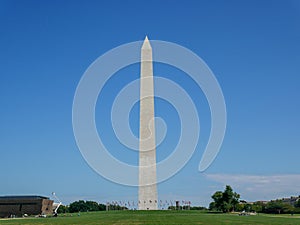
[239,210,257,216]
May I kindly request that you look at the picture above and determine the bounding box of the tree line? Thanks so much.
[57,186,300,214]
[58,200,107,213]
[209,185,300,214]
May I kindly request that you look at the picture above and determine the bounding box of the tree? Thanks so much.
[209,185,240,212]
[68,200,105,213]
[235,203,244,212]
[85,201,101,211]
[223,185,240,212]
[57,205,69,214]
[69,200,87,213]
[251,202,263,213]
[264,200,293,214]
[189,206,207,210]
[208,202,216,211]
[211,191,223,211]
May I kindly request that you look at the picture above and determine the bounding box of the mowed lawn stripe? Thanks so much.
[1,211,300,225]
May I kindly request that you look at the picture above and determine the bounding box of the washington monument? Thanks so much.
[138,36,158,210]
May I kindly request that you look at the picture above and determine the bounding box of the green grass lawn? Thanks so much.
[1,211,300,225]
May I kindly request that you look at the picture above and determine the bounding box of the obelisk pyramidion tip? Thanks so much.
[142,36,151,49]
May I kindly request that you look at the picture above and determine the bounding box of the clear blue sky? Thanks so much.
[0,0,299,207]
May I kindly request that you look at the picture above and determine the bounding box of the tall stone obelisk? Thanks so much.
[138,36,158,210]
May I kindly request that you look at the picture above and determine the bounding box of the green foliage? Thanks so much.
[251,202,263,213]
[107,204,127,211]
[189,206,207,210]
[235,203,244,212]
[208,202,216,211]
[236,200,299,214]
[57,205,69,214]
[235,202,263,213]
[68,200,106,213]
[209,185,240,212]
[264,200,294,214]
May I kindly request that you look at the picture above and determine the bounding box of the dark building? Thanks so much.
[0,196,53,218]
